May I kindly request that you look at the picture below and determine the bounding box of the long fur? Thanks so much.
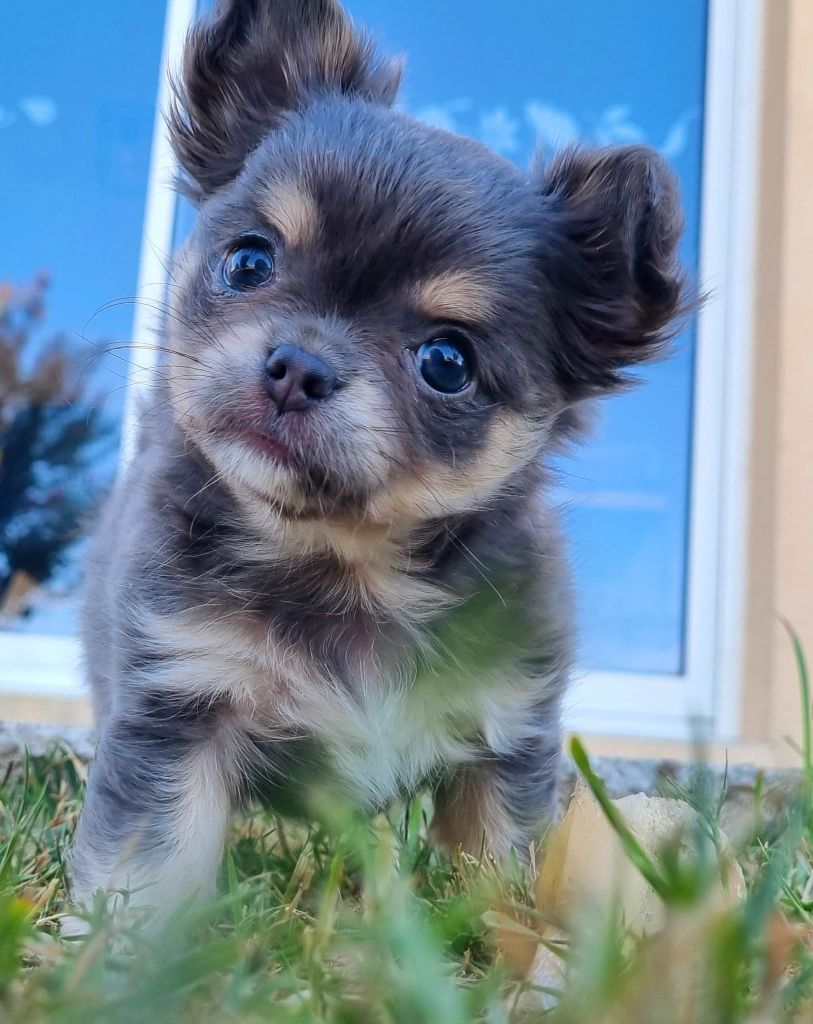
[69,0,689,923]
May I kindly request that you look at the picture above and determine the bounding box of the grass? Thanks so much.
[2,636,813,1022]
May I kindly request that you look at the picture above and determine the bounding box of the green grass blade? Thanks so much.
[780,617,813,803]
[569,736,671,900]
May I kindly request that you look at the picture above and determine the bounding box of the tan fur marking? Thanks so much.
[317,17,363,81]
[368,411,540,522]
[430,765,521,861]
[260,179,320,248]
[237,510,449,624]
[415,271,497,324]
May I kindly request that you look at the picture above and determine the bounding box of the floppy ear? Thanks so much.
[168,0,402,198]
[536,145,689,398]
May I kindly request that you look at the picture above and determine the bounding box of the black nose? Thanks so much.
[264,345,338,412]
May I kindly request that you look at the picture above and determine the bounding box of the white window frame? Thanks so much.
[1,0,763,745]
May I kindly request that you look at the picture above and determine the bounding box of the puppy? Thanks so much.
[69,0,687,922]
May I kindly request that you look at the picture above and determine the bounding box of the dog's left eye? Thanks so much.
[222,242,276,291]
[416,336,473,394]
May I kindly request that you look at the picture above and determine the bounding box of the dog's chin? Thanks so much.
[201,433,373,521]
[206,435,301,506]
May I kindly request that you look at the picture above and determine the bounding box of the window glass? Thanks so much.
[347,0,708,674]
[0,1,166,636]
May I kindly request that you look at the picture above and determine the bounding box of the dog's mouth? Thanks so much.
[191,404,381,518]
[238,429,292,465]
[202,410,306,470]
[211,420,342,495]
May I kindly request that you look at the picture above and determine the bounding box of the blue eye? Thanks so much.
[222,242,275,291]
[416,337,473,394]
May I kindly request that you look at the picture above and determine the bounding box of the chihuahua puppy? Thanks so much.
[69,0,687,921]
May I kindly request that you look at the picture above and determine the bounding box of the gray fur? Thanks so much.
[69,0,688,920]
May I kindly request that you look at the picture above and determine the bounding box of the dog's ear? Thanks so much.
[168,0,402,198]
[535,146,689,399]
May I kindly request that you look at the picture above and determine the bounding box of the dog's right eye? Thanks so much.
[222,242,276,291]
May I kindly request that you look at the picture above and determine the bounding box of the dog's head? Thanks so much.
[165,0,687,526]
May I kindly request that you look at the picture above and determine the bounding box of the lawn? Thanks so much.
[2,640,813,1024]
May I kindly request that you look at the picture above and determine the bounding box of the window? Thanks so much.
[0,0,169,692]
[1,0,761,741]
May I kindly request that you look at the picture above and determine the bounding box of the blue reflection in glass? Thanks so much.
[0,1,166,634]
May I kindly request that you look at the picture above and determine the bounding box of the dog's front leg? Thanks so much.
[430,727,561,863]
[68,700,238,928]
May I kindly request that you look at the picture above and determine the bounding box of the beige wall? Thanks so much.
[0,694,92,727]
[756,0,813,765]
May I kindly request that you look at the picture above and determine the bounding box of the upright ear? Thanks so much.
[535,146,690,399]
[168,0,402,198]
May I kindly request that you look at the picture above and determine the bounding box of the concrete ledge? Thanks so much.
[558,754,802,835]
[0,721,803,830]
[0,720,97,764]
[559,753,802,802]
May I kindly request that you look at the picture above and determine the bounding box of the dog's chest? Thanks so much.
[149,572,540,807]
[231,625,534,809]
[290,676,477,807]
[269,637,540,808]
